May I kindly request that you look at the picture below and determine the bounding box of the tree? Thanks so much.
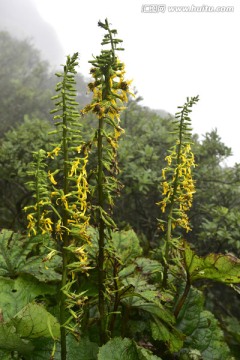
[114,98,175,245]
[189,130,240,253]
[0,31,54,135]
[0,116,52,229]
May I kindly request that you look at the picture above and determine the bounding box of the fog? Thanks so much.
[0,0,64,66]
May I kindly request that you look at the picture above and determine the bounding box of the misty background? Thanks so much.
[0,0,64,65]
[0,0,239,165]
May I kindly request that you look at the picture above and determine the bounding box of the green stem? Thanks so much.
[162,207,173,288]
[108,258,120,335]
[35,152,41,233]
[97,115,108,345]
[97,54,113,345]
[162,112,184,288]
[174,272,191,318]
[60,74,69,360]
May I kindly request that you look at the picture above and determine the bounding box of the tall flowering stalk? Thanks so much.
[157,96,199,288]
[83,19,132,344]
[25,53,90,360]
[25,149,51,236]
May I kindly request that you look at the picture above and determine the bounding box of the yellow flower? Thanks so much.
[40,216,53,233]
[55,220,63,240]
[69,158,80,177]
[47,146,61,159]
[75,246,88,264]
[75,145,82,153]
[48,171,57,185]
[162,168,166,180]
[56,193,71,209]
[42,249,58,262]
[165,155,172,165]
[162,181,169,195]
[26,213,37,236]
[159,138,196,232]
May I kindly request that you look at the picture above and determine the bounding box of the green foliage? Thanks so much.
[115,100,175,242]
[0,117,53,230]
[183,241,240,284]
[64,336,98,360]
[176,287,233,359]
[111,229,143,263]
[1,17,240,360]
[0,275,55,321]
[98,337,162,360]
[150,319,184,353]
[0,322,34,355]
[12,303,60,339]
[197,206,240,255]
[190,130,240,253]
[0,301,60,357]
[0,229,60,359]
[0,229,61,281]
[0,273,59,358]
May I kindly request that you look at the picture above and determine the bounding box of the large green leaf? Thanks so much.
[0,229,61,282]
[121,273,184,354]
[98,337,138,360]
[137,347,162,360]
[111,230,143,264]
[183,241,240,284]
[120,258,163,306]
[176,287,233,359]
[134,257,163,277]
[0,274,56,321]
[0,304,59,357]
[150,318,184,353]
[26,335,99,360]
[12,303,60,339]
[121,274,158,306]
[98,337,162,360]
[65,335,98,360]
[0,323,34,354]
[134,302,175,325]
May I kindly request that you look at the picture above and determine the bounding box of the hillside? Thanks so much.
[0,0,64,65]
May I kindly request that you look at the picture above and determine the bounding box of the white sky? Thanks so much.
[33,0,240,165]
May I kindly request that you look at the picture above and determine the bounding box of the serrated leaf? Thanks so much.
[137,346,163,359]
[27,335,98,360]
[150,318,184,353]
[121,274,158,306]
[98,337,163,360]
[98,337,138,360]
[134,302,175,325]
[112,230,143,264]
[65,335,98,360]
[12,303,60,339]
[0,274,56,321]
[0,229,61,282]
[0,323,34,354]
[134,258,163,276]
[183,241,240,283]
[176,287,232,359]
[120,258,163,305]
[22,253,61,282]
[178,348,202,359]
[119,263,136,278]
